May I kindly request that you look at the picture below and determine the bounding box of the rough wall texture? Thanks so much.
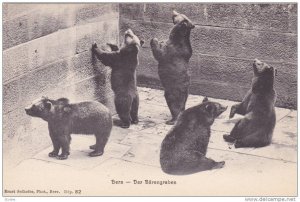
[3,3,298,168]
[3,3,119,168]
[119,3,297,109]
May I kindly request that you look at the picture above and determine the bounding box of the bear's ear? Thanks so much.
[140,40,144,47]
[274,68,278,76]
[202,96,209,103]
[45,101,52,111]
[253,62,258,75]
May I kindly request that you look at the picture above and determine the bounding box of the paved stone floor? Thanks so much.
[3,87,297,196]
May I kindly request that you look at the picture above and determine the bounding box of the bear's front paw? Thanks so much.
[165,118,176,125]
[120,123,130,129]
[56,154,68,160]
[48,151,58,157]
[150,38,159,47]
[92,42,98,50]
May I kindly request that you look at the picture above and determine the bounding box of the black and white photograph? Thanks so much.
[2,2,298,198]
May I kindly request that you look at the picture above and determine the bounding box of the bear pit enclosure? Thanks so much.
[2,3,297,191]
[120,3,297,109]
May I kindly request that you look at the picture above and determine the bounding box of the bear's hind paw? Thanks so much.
[56,154,68,160]
[48,151,58,157]
[165,119,176,125]
[131,119,139,124]
[223,134,236,143]
[213,161,225,169]
[89,151,103,157]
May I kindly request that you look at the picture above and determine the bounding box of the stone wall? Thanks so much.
[3,3,298,168]
[120,3,297,109]
[3,3,119,168]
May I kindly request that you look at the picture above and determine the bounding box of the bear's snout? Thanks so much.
[253,59,267,73]
[217,105,228,117]
[254,58,262,64]
[222,106,228,114]
[25,107,32,115]
[25,105,37,116]
[221,105,228,112]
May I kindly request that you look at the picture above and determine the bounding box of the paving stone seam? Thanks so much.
[107,157,161,168]
[30,157,74,168]
[120,158,161,168]
[207,147,297,164]
[81,157,115,171]
[276,110,294,122]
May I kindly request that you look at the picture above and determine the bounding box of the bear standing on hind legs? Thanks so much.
[224,59,277,148]
[150,10,195,125]
[92,29,144,128]
[160,97,227,175]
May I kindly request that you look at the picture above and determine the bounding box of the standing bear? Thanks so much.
[223,59,277,148]
[92,29,143,128]
[160,97,227,175]
[25,97,112,160]
[150,10,195,125]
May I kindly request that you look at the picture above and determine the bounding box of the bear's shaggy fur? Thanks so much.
[92,29,143,128]
[25,97,112,160]
[160,97,227,175]
[150,11,195,125]
[224,59,277,148]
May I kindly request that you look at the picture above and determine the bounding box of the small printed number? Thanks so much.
[75,190,81,194]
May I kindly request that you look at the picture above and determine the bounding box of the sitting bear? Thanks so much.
[92,29,144,128]
[160,97,227,175]
[25,97,112,160]
[223,59,277,148]
[150,10,195,125]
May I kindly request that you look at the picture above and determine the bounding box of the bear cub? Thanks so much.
[224,59,277,148]
[150,10,195,125]
[160,97,227,175]
[92,29,144,128]
[25,97,112,160]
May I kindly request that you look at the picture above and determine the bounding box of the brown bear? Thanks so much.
[25,97,112,160]
[160,97,227,175]
[150,10,195,125]
[92,29,144,128]
[223,59,277,148]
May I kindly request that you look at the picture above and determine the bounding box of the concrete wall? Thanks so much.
[120,3,297,109]
[3,3,119,168]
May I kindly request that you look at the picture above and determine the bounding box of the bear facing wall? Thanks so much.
[3,3,297,170]
[120,3,297,109]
